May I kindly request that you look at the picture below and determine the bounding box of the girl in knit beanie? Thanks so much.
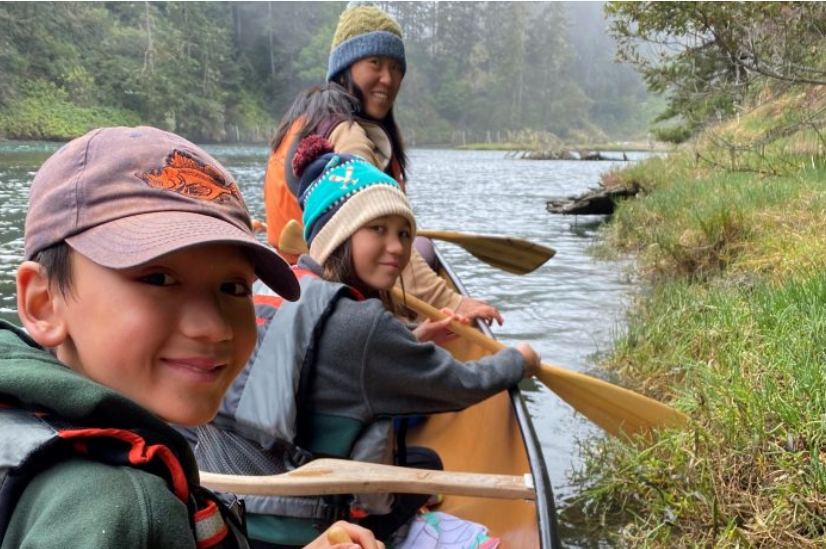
[200,137,541,547]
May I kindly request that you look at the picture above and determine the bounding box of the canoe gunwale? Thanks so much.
[433,247,561,549]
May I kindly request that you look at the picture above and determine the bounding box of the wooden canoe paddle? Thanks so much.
[277,220,555,275]
[199,457,535,500]
[390,287,688,440]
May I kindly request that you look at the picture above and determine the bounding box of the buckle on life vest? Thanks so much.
[193,499,229,548]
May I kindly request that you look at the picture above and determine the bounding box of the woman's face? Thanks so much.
[349,56,403,120]
[350,214,412,291]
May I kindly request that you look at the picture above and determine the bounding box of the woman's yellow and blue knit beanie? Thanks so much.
[326,4,406,83]
[294,136,416,265]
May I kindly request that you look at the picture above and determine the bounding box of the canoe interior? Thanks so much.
[407,254,559,549]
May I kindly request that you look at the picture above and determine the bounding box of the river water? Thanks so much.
[0,142,643,546]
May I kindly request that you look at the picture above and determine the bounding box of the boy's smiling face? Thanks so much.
[52,244,257,426]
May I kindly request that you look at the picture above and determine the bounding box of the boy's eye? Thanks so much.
[221,281,252,297]
[140,273,175,286]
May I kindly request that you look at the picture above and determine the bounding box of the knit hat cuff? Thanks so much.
[326,31,406,82]
[309,185,417,265]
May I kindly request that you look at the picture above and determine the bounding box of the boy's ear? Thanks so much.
[16,261,68,347]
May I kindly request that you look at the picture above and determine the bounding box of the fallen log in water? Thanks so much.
[546,183,640,215]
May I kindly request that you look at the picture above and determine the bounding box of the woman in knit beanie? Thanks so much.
[262,2,503,325]
[201,137,541,547]
[326,4,406,121]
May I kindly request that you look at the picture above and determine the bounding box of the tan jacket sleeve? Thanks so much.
[328,120,392,171]
[399,249,464,312]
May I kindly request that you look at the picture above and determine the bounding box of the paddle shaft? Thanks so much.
[199,458,534,500]
[391,287,688,439]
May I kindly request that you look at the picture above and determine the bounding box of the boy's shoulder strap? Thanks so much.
[253,266,363,312]
[0,405,248,548]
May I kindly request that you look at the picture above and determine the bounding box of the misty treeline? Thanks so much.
[0,1,652,144]
[607,2,826,142]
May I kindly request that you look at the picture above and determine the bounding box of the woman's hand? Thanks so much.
[304,521,385,549]
[413,308,471,347]
[455,297,503,326]
[516,343,541,379]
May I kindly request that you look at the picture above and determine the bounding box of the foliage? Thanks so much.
[652,124,692,144]
[0,1,652,143]
[567,2,652,136]
[0,81,139,140]
[605,2,826,138]
[577,92,826,546]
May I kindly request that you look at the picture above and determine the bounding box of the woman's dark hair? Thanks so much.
[270,83,359,153]
[33,242,74,295]
[322,239,400,312]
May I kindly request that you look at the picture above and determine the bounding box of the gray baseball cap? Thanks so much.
[25,126,300,301]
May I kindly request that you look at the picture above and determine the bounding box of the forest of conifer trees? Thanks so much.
[0,2,652,143]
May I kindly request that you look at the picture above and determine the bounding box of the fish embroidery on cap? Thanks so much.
[138,151,242,202]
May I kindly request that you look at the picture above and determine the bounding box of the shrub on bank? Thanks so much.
[0,81,139,141]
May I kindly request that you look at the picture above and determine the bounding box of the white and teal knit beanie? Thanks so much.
[326,4,406,83]
[294,136,416,265]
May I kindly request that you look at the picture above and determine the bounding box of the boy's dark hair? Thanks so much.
[34,242,73,296]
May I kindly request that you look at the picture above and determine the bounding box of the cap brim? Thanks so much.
[65,211,300,301]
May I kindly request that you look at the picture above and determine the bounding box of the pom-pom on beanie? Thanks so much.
[327,4,406,82]
[294,136,416,265]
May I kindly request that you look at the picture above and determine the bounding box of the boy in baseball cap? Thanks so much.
[0,126,380,548]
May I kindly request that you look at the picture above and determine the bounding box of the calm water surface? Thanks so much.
[0,142,644,546]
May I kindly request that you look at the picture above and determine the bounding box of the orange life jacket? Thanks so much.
[263,117,404,265]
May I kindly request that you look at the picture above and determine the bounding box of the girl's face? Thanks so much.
[349,56,403,120]
[351,214,412,291]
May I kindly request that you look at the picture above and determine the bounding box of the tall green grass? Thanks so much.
[575,148,826,546]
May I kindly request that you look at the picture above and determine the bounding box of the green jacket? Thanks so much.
[0,320,206,548]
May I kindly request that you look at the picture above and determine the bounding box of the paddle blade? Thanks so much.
[417,230,555,275]
[279,219,309,255]
[537,364,688,439]
[390,286,687,442]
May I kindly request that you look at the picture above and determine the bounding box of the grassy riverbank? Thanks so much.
[572,91,826,546]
